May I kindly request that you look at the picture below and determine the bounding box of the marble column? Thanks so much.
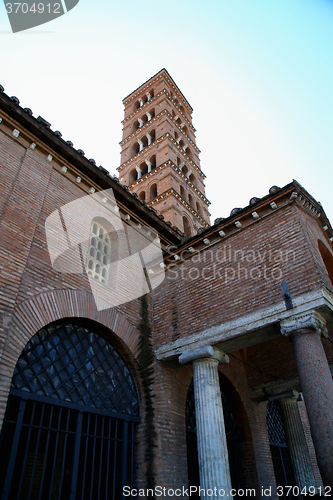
[271,391,316,489]
[281,311,333,488]
[179,346,232,499]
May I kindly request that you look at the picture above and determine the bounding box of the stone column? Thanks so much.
[179,346,232,499]
[270,391,316,488]
[281,311,333,488]
[135,166,142,179]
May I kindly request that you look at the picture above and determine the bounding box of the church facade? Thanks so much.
[0,70,333,499]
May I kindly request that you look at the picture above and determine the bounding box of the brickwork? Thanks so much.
[153,203,325,347]
[1,72,333,495]
[118,69,211,235]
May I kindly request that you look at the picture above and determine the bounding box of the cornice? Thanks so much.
[125,160,210,206]
[122,68,193,114]
[147,187,210,228]
[120,109,200,155]
[122,89,196,134]
[162,181,333,262]
[117,133,206,180]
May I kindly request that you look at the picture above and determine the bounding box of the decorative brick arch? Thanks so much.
[0,289,141,431]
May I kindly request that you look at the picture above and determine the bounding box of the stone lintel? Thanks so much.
[179,345,229,365]
[269,389,301,403]
[281,311,328,338]
[249,362,333,402]
[156,289,333,362]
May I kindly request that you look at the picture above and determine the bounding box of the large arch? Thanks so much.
[0,317,140,499]
[0,289,142,432]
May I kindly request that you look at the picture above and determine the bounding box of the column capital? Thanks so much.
[178,345,229,365]
[281,311,328,338]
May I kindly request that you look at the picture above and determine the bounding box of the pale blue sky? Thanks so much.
[1,0,333,224]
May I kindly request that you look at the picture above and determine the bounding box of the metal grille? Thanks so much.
[266,402,297,499]
[266,401,287,446]
[12,321,139,416]
[0,320,139,500]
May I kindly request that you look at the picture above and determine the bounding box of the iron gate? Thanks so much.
[266,401,297,500]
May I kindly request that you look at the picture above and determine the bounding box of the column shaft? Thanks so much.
[193,357,232,499]
[279,397,316,488]
[290,331,333,488]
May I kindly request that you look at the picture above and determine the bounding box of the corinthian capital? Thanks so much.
[281,311,328,338]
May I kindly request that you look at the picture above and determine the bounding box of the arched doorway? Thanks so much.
[0,319,140,500]
[186,374,243,497]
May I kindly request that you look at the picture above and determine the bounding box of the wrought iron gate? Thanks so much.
[266,401,297,500]
[0,320,140,500]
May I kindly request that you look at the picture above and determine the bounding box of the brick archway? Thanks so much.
[0,289,141,431]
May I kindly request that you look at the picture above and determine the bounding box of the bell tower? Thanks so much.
[117,69,210,236]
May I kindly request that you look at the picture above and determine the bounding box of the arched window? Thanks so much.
[196,202,201,215]
[133,120,140,132]
[189,173,196,186]
[180,185,185,200]
[150,183,157,201]
[149,155,156,170]
[139,161,148,177]
[138,190,146,201]
[188,194,194,209]
[183,216,191,236]
[129,168,137,184]
[132,142,140,156]
[0,319,139,499]
[86,221,111,284]
[149,129,156,143]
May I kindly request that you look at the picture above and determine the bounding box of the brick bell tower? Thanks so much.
[117,69,210,236]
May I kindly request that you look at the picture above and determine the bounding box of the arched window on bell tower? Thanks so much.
[183,216,191,236]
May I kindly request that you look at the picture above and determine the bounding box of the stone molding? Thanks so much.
[281,311,328,338]
[179,346,229,365]
[268,389,300,402]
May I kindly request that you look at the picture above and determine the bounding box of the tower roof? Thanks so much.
[122,69,193,113]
